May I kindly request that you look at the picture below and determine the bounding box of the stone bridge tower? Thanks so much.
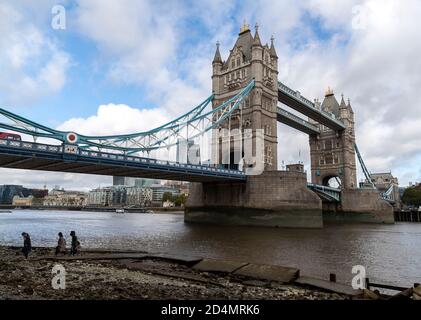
[211,23,278,171]
[186,25,393,227]
[186,24,324,229]
[309,89,358,190]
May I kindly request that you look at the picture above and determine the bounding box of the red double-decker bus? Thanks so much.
[0,132,22,141]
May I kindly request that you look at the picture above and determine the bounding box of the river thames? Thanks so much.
[0,210,419,288]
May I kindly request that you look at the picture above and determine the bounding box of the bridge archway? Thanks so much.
[322,175,342,188]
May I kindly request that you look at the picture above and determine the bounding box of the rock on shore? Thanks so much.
[0,246,347,300]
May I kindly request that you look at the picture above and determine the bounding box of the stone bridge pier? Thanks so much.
[322,189,394,224]
[185,171,323,228]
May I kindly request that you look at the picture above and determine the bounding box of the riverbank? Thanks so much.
[0,206,184,214]
[0,246,353,300]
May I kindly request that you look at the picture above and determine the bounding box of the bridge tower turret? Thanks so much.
[309,90,357,189]
[211,23,279,171]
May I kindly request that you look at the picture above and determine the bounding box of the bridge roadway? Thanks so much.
[0,139,246,182]
[0,139,357,203]
[278,81,346,132]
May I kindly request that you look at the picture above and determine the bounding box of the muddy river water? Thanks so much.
[0,210,419,288]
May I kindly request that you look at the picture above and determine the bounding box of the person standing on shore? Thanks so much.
[69,231,80,256]
[55,232,66,256]
[21,232,32,259]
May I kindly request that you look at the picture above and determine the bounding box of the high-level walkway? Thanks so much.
[278,81,345,131]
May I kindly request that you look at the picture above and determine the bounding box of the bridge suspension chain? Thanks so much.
[354,143,396,202]
[0,81,255,158]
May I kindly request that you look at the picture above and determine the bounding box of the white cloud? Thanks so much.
[260,0,421,185]
[0,2,71,106]
[57,103,169,136]
[73,0,225,117]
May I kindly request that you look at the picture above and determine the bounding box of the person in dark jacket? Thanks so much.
[69,231,80,256]
[55,232,67,256]
[21,232,32,259]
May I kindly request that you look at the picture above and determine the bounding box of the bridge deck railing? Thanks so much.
[0,139,245,177]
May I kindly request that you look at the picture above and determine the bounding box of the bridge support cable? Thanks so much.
[0,81,255,160]
[354,143,396,203]
[354,143,375,188]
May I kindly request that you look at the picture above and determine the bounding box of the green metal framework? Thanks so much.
[0,81,255,156]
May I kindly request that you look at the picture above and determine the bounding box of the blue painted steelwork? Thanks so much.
[276,107,320,135]
[380,184,395,203]
[354,143,374,188]
[278,81,346,131]
[0,138,246,181]
[354,143,396,203]
[0,81,255,156]
[307,183,341,202]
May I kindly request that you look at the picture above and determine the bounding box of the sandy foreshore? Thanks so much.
[0,246,350,300]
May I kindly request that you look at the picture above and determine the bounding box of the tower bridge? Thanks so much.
[0,24,395,227]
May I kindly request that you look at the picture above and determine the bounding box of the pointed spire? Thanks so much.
[347,98,354,112]
[240,20,250,34]
[340,93,346,107]
[325,86,334,97]
[270,35,278,58]
[213,41,222,64]
[253,23,262,47]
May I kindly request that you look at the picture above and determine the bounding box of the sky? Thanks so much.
[0,0,420,191]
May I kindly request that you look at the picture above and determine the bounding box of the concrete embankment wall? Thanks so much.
[185,171,323,228]
[323,189,395,224]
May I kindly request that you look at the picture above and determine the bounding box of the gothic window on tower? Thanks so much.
[231,59,235,69]
[242,69,246,79]
[237,71,241,79]
[267,146,272,165]
[237,57,240,67]
[325,140,332,150]
[264,147,267,164]
[325,154,333,164]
